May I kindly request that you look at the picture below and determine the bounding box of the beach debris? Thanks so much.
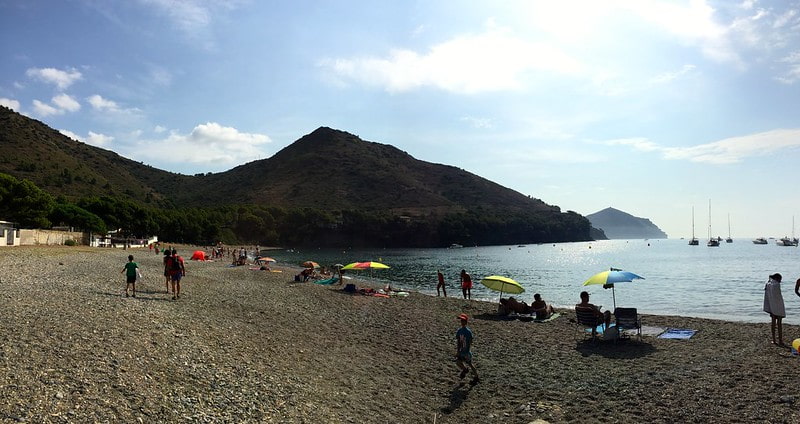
[778,395,795,404]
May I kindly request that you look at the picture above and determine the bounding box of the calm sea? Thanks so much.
[267,239,800,325]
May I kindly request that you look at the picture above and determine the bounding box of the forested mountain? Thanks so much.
[0,106,601,246]
[586,207,667,239]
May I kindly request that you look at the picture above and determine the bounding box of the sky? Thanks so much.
[1,0,799,239]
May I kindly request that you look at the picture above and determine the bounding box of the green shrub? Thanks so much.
[64,239,77,246]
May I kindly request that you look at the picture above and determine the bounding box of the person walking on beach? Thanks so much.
[763,273,786,346]
[437,270,447,297]
[121,254,140,297]
[460,269,472,300]
[163,249,172,294]
[455,313,478,384]
[168,249,186,300]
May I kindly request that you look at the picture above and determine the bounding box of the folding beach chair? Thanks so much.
[575,306,604,342]
[614,307,642,341]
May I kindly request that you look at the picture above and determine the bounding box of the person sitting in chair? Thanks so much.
[531,293,555,320]
[575,291,611,328]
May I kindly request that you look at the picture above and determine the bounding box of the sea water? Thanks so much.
[268,239,800,325]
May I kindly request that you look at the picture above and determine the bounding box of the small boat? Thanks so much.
[753,237,768,244]
[688,206,699,246]
[448,243,463,249]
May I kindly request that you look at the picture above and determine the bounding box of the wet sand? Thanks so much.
[0,246,798,423]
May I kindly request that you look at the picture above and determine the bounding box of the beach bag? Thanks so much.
[170,256,182,272]
[343,283,357,293]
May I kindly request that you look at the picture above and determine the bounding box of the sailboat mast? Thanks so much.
[708,199,712,239]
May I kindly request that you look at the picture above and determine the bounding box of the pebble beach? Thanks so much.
[1,246,799,423]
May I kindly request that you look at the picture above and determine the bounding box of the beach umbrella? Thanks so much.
[341,261,390,270]
[302,261,320,269]
[582,268,645,310]
[257,256,276,263]
[480,275,524,301]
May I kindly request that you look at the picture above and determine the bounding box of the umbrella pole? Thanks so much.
[612,286,616,311]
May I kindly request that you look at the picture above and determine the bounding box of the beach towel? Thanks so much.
[585,323,613,334]
[658,328,697,339]
[314,277,339,285]
[526,312,560,323]
[625,326,666,337]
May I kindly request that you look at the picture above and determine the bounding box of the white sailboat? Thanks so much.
[707,200,719,247]
[777,216,798,246]
[725,214,733,243]
[688,206,699,246]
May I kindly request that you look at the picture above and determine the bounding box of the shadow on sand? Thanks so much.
[574,338,657,359]
[441,380,478,415]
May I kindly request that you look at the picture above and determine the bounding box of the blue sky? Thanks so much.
[1,0,799,239]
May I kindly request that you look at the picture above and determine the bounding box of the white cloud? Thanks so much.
[25,67,82,90]
[650,64,697,84]
[137,122,271,166]
[460,116,493,129]
[59,129,81,141]
[58,129,113,147]
[154,125,167,133]
[0,98,20,111]
[31,94,81,116]
[607,129,800,164]
[52,94,81,112]
[87,94,119,111]
[604,137,662,152]
[86,131,114,147]
[321,26,581,94]
[776,51,800,84]
[32,99,62,116]
[139,0,211,33]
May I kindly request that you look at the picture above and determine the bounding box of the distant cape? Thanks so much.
[586,207,668,239]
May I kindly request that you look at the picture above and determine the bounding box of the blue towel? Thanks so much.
[658,328,697,339]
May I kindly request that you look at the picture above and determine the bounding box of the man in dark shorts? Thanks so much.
[455,313,478,384]
[121,254,139,298]
[168,249,185,300]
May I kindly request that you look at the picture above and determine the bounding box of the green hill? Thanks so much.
[0,106,599,246]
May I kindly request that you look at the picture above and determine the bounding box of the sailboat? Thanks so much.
[707,200,719,247]
[688,206,699,245]
[777,216,798,246]
[725,214,733,243]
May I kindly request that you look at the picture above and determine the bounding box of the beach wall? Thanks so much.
[0,228,21,246]
[19,229,86,246]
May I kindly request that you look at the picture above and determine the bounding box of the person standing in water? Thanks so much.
[460,269,472,299]
[436,270,447,297]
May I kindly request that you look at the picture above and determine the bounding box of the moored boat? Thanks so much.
[753,237,768,244]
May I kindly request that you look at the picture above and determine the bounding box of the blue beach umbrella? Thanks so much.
[582,268,645,310]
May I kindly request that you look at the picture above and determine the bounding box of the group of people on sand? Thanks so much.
[120,249,186,300]
[762,273,800,348]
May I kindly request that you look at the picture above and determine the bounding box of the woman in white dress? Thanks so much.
[763,273,786,346]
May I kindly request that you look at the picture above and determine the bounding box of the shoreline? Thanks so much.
[1,246,799,422]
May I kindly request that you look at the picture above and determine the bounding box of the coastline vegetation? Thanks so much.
[1,172,592,247]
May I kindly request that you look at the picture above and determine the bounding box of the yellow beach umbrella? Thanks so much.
[480,275,524,300]
[341,261,390,270]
